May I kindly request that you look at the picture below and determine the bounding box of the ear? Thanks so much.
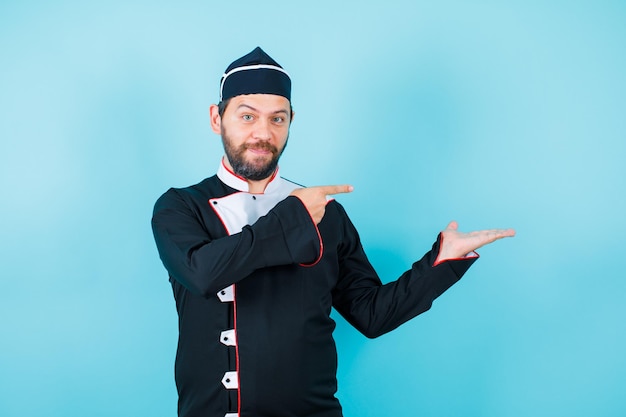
[209,104,221,134]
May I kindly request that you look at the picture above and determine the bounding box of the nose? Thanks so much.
[252,118,271,141]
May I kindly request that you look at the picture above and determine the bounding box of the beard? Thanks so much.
[221,128,288,181]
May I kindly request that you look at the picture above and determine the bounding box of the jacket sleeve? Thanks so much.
[151,189,321,297]
[331,204,478,338]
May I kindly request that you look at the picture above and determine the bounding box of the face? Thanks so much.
[211,94,292,181]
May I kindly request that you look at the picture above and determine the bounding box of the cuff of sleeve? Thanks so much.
[431,232,479,276]
[271,196,323,266]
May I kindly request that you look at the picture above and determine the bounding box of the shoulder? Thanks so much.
[325,199,362,235]
[279,176,305,189]
[326,199,349,217]
[153,175,227,213]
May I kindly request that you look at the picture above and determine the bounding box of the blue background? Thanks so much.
[1,1,625,416]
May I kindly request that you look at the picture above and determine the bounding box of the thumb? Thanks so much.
[445,220,458,231]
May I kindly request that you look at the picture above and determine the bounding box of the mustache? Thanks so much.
[242,142,278,153]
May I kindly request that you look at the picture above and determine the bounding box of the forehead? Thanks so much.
[228,94,291,113]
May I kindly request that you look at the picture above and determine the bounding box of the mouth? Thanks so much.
[244,142,277,156]
[247,147,272,155]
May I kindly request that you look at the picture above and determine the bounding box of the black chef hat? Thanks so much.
[219,47,291,102]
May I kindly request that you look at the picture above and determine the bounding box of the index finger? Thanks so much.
[482,228,516,238]
[315,184,354,195]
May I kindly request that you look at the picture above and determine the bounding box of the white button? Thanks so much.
[222,371,238,389]
[217,285,234,302]
[220,329,236,346]
[225,414,238,417]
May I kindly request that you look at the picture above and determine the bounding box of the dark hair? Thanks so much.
[217,98,294,120]
[217,99,231,118]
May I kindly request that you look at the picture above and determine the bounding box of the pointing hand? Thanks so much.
[290,185,354,224]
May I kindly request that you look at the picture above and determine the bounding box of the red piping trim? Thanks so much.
[208,198,232,236]
[267,168,278,184]
[298,205,324,268]
[211,194,241,414]
[433,233,479,267]
[233,284,241,415]
[221,158,248,184]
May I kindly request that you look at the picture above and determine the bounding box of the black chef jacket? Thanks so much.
[151,160,478,417]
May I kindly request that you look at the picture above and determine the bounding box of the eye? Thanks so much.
[242,114,254,121]
[273,116,285,123]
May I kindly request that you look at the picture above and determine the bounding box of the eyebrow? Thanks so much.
[236,104,289,115]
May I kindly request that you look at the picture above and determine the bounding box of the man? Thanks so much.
[152,46,515,417]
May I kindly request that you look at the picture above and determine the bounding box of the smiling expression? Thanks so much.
[211,94,292,181]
